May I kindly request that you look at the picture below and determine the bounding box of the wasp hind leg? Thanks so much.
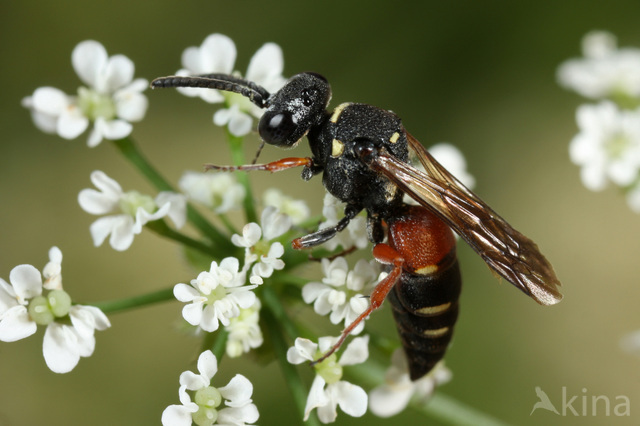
[311,243,405,365]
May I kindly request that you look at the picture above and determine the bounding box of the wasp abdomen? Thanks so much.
[386,206,462,380]
[387,262,461,380]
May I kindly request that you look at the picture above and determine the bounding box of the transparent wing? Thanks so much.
[367,132,562,305]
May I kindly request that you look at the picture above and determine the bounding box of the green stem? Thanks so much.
[201,329,228,361]
[226,131,258,224]
[111,137,233,252]
[91,287,175,314]
[272,272,310,288]
[146,220,215,256]
[218,213,239,235]
[261,284,300,341]
[262,303,320,426]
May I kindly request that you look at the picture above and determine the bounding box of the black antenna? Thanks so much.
[151,74,271,109]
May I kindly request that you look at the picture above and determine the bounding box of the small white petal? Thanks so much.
[132,202,171,233]
[181,301,204,326]
[173,283,200,302]
[246,43,284,89]
[70,305,111,335]
[232,290,257,310]
[180,370,209,391]
[0,278,18,312]
[27,108,58,134]
[99,118,133,140]
[231,223,262,248]
[43,323,81,373]
[217,404,259,425]
[0,305,37,342]
[196,350,218,382]
[199,33,237,73]
[102,54,134,92]
[116,91,148,122]
[339,335,370,366]
[155,192,187,229]
[31,87,70,116]
[72,40,108,88]
[287,338,318,364]
[261,206,292,239]
[161,404,194,426]
[368,383,413,417]
[86,125,104,147]
[9,264,43,302]
[78,188,118,215]
[331,381,368,417]
[304,375,329,421]
[218,374,253,406]
[227,110,253,137]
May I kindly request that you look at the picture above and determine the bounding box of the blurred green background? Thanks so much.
[2,1,640,425]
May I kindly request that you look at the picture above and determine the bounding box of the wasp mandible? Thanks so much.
[151,72,562,380]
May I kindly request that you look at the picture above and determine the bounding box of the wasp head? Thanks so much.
[258,72,331,148]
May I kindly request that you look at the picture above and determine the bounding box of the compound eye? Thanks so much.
[258,110,297,146]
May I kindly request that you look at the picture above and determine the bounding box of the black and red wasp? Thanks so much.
[151,72,563,380]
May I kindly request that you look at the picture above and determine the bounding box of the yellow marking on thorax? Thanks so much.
[389,132,400,143]
[416,302,451,316]
[331,139,345,157]
[330,102,352,123]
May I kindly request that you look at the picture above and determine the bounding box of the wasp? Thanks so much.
[151,72,562,380]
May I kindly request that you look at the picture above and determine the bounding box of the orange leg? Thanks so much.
[312,243,405,364]
[204,157,313,173]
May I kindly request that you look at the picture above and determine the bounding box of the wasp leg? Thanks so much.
[308,246,357,262]
[292,205,362,249]
[204,157,314,173]
[311,242,404,365]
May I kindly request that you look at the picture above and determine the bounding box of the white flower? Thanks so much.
[557,31,640,100]
[176,33,286,136]
[231,206,291,284]
[78,170,186,251]
[318,193,369,252]
[625,183,640,213]
[428,143,476,189]
[178,171,245,213]
[225,299,263,358]
[369,349,452,417]
[569,102,640,191]
[0,248,110,373]
[162,350,259,426]
[302,257,379,334]
[263,188,310,225]
[173,257,257,332]
[287,336,369,423]
[403,142,475,207]
[22,40,148,147]
[42,246,63,290]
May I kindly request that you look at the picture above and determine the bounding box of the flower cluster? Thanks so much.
[162,350,259,426]
[287,336,369,423]
[14,34,464,425]
[302,257,380,334]
[558,31,640,211]
[22,40,148,147]
[78,170,187,251]
[174,33,286,136]
[0,247,110,373]
[369,349,452,417]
